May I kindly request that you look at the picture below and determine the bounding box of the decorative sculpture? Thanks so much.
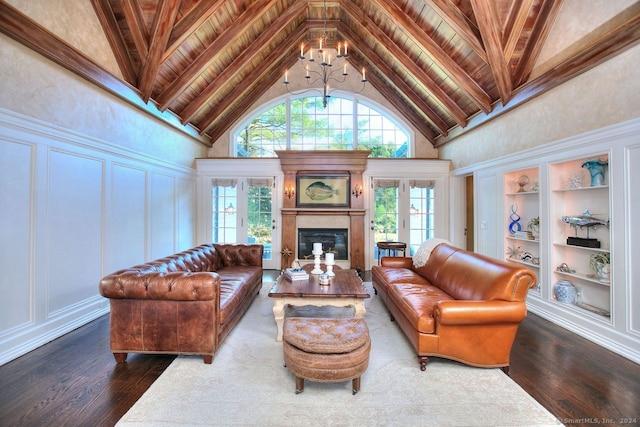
[581,158,608,186]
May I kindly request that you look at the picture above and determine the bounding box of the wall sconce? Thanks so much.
[284,185,295,199]
[351,184,363,198]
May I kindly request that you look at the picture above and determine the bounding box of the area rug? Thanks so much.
[117,282,562,427]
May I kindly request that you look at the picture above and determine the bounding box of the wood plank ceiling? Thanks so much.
[3,1,640,148]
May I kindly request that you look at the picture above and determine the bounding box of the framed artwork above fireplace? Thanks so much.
[296,174,350,207]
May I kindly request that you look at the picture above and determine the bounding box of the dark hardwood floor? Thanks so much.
[1,270,638,426]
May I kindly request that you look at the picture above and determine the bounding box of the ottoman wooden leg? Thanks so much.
[295,377,304,394]
[352,377,361,395]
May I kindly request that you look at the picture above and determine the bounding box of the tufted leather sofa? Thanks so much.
[99,243,263,364]
[372,243,536,372]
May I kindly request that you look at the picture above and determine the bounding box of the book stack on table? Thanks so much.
[285,268,309,281]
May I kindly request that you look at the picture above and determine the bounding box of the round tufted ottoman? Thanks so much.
[283,317,371,395]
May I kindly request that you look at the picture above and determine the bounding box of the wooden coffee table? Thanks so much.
[268,267,370,341]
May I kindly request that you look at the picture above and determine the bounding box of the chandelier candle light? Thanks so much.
[283,0,367,108]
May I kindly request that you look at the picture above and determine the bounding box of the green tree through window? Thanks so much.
[235,95,409,158]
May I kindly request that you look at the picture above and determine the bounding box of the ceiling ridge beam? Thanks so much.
[180,1,306,124]
[471,0,513,105]
[341,1,467,127]
[89,0,138,84]
[162,0,227,62]
[139,0,180,102]
[424,0,487,63]
[368,0,492,114]
[199,24,307,137]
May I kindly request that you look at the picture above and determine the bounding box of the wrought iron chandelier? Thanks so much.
[283,0,367,108]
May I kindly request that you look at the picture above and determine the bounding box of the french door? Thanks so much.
[369,178,435,266]
[211,177,278,269]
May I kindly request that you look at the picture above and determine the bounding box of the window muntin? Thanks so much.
[234,95,409,158]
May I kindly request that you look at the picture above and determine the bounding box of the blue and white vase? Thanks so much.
[554,280,577,304]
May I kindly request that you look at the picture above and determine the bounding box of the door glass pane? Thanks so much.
[409,186,435,255]
[373,183,399,263]
[212,185,237,243]
[247,181,273,260]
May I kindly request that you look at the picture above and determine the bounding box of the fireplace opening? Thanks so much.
[298,228,348,260]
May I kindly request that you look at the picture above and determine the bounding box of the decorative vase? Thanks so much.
[554,280,577,304]
[595,262,611,284]
[581,159,608,187]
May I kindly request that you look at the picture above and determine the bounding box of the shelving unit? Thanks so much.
[503,167,541,296]
[549,154,610,320]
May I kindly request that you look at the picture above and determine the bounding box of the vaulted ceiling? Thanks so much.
[2,1,640,148]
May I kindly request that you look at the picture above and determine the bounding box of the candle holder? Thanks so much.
[325,261,335,277]
[311,249,324,275]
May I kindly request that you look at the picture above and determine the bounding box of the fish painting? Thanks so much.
[305,181,339,200]
[562,209,609,229]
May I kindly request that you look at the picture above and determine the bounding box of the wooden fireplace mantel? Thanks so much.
[276,150,370,270]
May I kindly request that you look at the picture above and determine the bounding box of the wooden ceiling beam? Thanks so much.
[502,0,535,63]
[368,0,492,114]
[346,52,438,144]
[513,0,564,87]
[471,0,513,105]
[163,0,227,61]
[120,0,148,60]
[340,25,440,140]
[425,0,487,63]
[180,1,306,124]
[199,25,307,138]
[138,0,180,102]
[341,1,467,128]
[89,0,137,84]
[156,0,278,111]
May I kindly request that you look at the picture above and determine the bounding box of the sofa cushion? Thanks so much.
[214,244,263,268]
[373,266,431,286]
[387,283,454,334]
[218,266,262,324]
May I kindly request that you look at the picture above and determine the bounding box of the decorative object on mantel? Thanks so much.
[554,280,578,304]
[562,209,609,248]
[508,204,521,234]
[582,158,608,187]
[296,175,350,207]
[283,0,367,108]
[516,175,529,192]
[589,252,611,284]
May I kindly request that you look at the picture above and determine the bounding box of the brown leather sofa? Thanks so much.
[99,243,263,364]
[372,243,536,372]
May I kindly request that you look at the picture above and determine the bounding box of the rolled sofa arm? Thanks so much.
[99,270,220,301]
[434,300,527,325]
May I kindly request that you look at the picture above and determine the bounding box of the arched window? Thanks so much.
[233,94,410,158]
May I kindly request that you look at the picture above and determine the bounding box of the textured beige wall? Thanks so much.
[6,0,122,78]
[207,48,439,159]
[1,3,207,167]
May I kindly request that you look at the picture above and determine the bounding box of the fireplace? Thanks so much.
[298,228,348,260]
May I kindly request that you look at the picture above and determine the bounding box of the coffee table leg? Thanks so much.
[273,299,286,341]
[353,300,366,318]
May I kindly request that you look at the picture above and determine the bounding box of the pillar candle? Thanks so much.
[313,242,322,252]
[325,252,334,263]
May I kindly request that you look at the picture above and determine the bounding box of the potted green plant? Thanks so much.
[589,252,610,284]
